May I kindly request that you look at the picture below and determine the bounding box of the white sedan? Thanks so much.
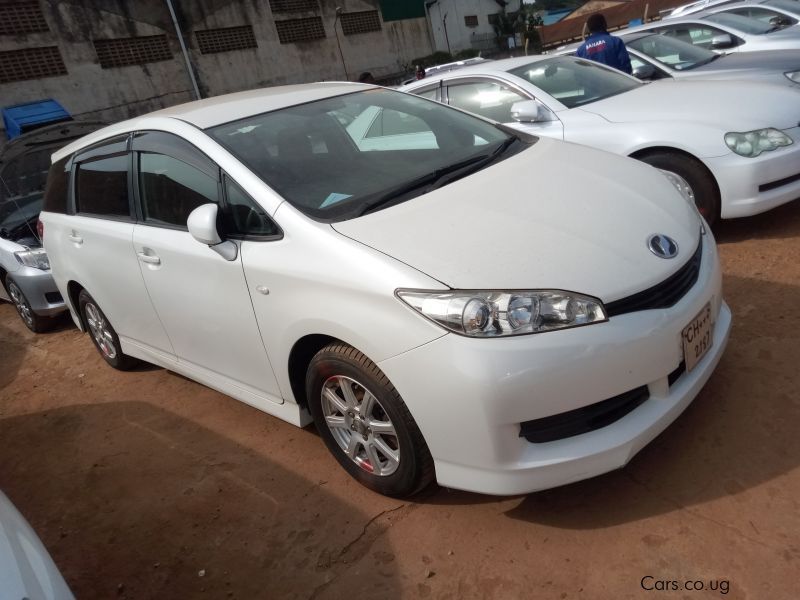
[626,11,800,53]
[400,55,800,224]
[42,83,729,496]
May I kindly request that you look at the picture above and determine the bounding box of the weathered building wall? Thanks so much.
[0,0,432,138]
[0,0,195,130]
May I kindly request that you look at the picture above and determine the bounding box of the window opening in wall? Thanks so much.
[93,35,172,69]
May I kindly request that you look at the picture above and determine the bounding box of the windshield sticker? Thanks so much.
[320,192,352,208]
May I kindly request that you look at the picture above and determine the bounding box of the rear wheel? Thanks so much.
[637,151,720,227]
[78,289,139,370]
[306,343,434,497]
[5,276,56,333]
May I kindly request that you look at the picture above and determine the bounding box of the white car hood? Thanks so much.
[333,138,701,303]
[695,49,800,76]
[0,491,73,599]
[579,79,800,130]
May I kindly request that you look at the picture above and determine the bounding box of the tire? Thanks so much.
[637,151,720,227]
[78,289,139,370]
[306,342,435,497]
[5,275,56,333]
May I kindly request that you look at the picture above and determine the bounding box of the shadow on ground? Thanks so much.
[0,401,401,600]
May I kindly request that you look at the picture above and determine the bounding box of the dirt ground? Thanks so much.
[1,203,799,600]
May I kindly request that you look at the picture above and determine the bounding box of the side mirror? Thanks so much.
[632,63,656,80]
[187,203,237,261]
[710,33,733,49]
[510,100,540,123]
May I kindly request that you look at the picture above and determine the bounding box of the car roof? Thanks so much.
[403,55,559,88]
[53,82,370,160]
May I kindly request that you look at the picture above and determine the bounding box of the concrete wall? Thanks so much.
[0,0,432,138]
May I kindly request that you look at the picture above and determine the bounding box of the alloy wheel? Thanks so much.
[84,302,117,359]
[321,375,400,476]
[8,281,34,329]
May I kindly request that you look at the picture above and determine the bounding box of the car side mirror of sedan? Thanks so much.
[187,203,238,261]
[710,33,734,49]
[510,100,541,123]
[632,63,656,80]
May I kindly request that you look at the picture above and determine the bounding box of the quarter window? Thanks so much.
[139,153,218,227]
[75,155,130,217]
[224,178,279,237]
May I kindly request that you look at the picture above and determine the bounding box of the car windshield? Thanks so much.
[703,12,775,33]
[768,0,800,12]
[627,34,718,70]
[207,88,522,221]
[0,146,50,240]
[507,57,640,109]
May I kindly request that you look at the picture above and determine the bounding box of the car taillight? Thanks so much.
[37,219,44,240]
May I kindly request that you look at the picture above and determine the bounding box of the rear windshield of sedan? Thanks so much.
[207,89,520,221]
[627,34,718,70]
[702,12,776,33]
[507,57,640,109]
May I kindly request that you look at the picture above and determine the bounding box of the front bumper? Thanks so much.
[709,126,800,219]
[379,233,730,496]
[5,266,65,316]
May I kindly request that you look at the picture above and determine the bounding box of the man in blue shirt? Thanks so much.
[576,13,633,75]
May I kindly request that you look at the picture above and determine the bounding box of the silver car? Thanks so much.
[0,122,102,331]
[625,10,800,53]
[618,31,800,86]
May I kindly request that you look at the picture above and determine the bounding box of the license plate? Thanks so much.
[682,302,713,372]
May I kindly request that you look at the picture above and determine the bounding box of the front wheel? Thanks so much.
[5,276,56,333]
[78,290,139,370]
[306,343,434,497]
[638,151,720,227]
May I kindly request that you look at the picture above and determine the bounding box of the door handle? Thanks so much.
[68,234,83,244]
[136,252,161,265]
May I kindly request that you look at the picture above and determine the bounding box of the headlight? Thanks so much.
[14,248,50,270]
[396,290,607,337]
[724,128,793,158]
[785,70,800,83]
[658,169,706,234]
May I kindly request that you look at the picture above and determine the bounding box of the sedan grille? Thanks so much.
[605,239,702,317]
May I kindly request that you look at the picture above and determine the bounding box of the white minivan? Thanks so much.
[41,83,730,497]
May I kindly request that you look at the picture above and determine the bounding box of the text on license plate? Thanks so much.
[682,302,713,372]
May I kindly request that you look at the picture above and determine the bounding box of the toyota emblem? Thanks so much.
[647,234,679,259]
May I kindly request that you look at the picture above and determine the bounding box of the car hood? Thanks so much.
[693,49,800,76]
[332,138,700,303]
[0,491,73,599]
[577,79,800,130]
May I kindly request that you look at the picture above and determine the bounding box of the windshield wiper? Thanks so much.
[355,137,517,217]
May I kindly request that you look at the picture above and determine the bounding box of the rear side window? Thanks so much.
[43,156,70,214]
[139,153,218,228]
[75,155,130,217]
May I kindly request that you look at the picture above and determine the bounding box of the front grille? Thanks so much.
[605,239,702,317]
[45,291,63,304]
[520,386,649,444]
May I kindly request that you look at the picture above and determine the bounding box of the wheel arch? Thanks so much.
[0,266,8,295]
[287,334,339,410]
[629,146,721,197]
[66,280,87,331]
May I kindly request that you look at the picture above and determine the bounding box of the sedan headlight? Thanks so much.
[785,70,800,83]
[724,128,793,158]
[14,248,50,270]
[396,290,607,337]
[659,169,706,234]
